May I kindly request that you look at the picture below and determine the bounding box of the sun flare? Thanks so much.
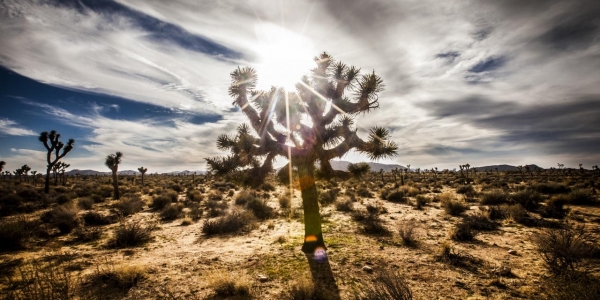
[253,24,315,90]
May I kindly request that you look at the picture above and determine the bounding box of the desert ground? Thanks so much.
[1,169,599,299]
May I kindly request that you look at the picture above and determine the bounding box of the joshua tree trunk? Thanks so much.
[45,167,51,193]
[112,170,120,200]
[298,163,325,253]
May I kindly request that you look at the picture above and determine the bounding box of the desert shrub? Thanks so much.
[185,189,203,202]
[567,189,596,206]
[398,223,416,246]
[150,195,171,210]
[503,204,530,223]
[246,198,274,220]
[17,188,44,202]
[414,195,429,209]
[356,187,372,198]
[533,224,594,275]
[202,210,255,235]
[463,213,499,231]
[209,191,223,201]
[0,216,38,251]
[90,194,104,203]
[77,197,94,210]
[41,205,79,234]
[284,277,323,300]
[55,194,72,204]
[160,204,183,221]
[335,197,354,212]
[235,190,256,206]
[480,190,510,205]
[260,182,276,191]
[511,189,544,211]
[541,274,600,300]
[386,190,406,203]
[109,220,153,248]
[278,194,291,209]
[4,259,79,300]
[456,185,475,195]
[353,269,413,300]
[82,211,115,226]
[319,188,340,205]
[73,226,103,242]
[432,192,453,203]
[96,185,114,198]
[206,200,228,217]
[208,271,252,299]
[352,209,390,236]
[164,189,179,202]
[450,221,475,241]
[534,182,570,195]
[113,197,144,216]
[441,198,468,216]
[168,183,183,193]
[84,264,145,298]
[0,194,24,216]
[187,202,203,221]
[541,196,569,219]
[484,205,506,220]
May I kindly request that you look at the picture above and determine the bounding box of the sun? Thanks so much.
[253,24,315,91]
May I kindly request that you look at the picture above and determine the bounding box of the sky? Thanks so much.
[1,0,599,173]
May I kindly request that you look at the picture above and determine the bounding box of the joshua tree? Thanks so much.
[57,162,70,185]
[347,162,371,179]
[105,152,123,200]
[31,170,38,186]
[205,52,398,253]
[137,167,148,185]
[39,130,75,194]
[20,165,31,183]
[0,161,5,180]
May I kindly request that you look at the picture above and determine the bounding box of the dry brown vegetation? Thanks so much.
[1,169,600,299]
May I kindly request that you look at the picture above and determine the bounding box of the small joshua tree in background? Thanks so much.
[205,52,397,253]
[347,163,371,179]
[137,167,148,185]
[39,130,75,193]
[105,152,123,200]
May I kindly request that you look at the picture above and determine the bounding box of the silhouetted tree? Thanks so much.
[0,161,5,181]
[137,167,148,185]
[205,52,398,253]
[20,165,31,183]
[39,130,75,193]
[347,162,371,179]
[105,152,123,200]
[57,162,70,185]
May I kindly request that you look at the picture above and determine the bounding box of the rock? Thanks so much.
[508,249,517,255]
[257,275,268,282]
[363,266,373,273]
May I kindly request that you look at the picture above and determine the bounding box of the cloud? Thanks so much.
[0,119,36,136]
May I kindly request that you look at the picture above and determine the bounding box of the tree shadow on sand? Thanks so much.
[304,252,341,300]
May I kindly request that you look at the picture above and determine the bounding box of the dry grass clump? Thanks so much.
[40,204,79,234]
[73,226,103,242]
[160,203,184,221]
[511,189,544,211]
[0,215,39,251]
[382,189,406,203]
[151,195,172,210]
[456,185,476,196]
[234,189,256,206]
[567,189,596,206]
[246,197,275,220]
[82,264,146,299]
[77,197,94,210]
[541,274,600,300]
[206,199,228,217]
[335,197,354,212]
[432,192,453,203]
[319,188,340,205]
[414,195,430,209]
[441,198,468,216]
[398,223,417,246]
[206,270,253,299]
[4,259,79,300]
[82,211,116,226]
[541,196,569,219]
[533,224,595,276]
[533,182,570,195]
[352,206,390,236]
[450,221,475,241]
[463,212,499,231]
[202,210,255,236]
[109,219,154,248]
[112,196,144,216]
[480,189,510,205]
[353,269,413,300]
[284,277,319,300]
[278,194,292,209]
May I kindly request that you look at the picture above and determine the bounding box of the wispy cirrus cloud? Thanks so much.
[0,119,36,136]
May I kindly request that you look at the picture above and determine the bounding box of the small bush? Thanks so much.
[386,190,406,203]
[352,209,390,236]
[85,264,145,296]
[464,213,499,231]
[278,194,291,209]
[188,203,203,221]
[109,220,153,248]
[160,204,183,221]
[533,224,594,275]
[55,194,72,204]
[541,196,569,219]
[356,187,372,198]
[335,197,354,212]
[77,197,94,210]
[208,271,252,299]
[82,211,115,226]
[442,199,468,216]
[73,226,103,242]
[260,182,276,191]
[414,195,429,209]
[202,210,255,235]
[96,185,114,198]
[285,277,321,300]
[398,223,416,246]
[206,200,228,217]
[246,198,274,220]
[450,221,475,241]
[113,197,144,216]
[186,189,203,202]
[164,189,179,202]
[235,190,256,206]
[511,189,543,211]
[150,195,171,210]
[567,189,596,206]
[354,269,413,300]
[456,185,475,195]
[534,182,570,195]
[0,216,38,251]
[41,204,79,234]
[480,190,510,205]
[5,259,78,299]
[319,188,339,205]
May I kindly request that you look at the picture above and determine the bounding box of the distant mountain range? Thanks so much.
[65,169,206,176]
[64,163,545,176]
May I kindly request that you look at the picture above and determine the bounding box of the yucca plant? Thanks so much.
[38,130,74,193]
[105,152,123,200]
[137,167,148,185]
[205,52,398,253]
